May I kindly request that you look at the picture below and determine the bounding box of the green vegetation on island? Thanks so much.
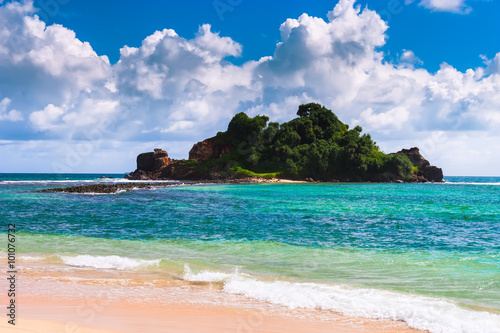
[191,103,413,181]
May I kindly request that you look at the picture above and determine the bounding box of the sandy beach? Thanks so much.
[1,260,424,333]
[2,291,423,333]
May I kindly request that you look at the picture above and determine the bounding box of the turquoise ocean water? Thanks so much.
[1,174,499,332]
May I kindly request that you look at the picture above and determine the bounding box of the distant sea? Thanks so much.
[1,174,499,332]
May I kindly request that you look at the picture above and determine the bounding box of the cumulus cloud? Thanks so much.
[29,104,65,131]
[355,107,410,131]
[109,22,260,143]
[484,52,500,75]
[419,0,472,14]
[0,98,23,121]
[0,0,499,175]
[399,50,423,67]
[0,0,112,141]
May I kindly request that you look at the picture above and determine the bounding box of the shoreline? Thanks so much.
[2,264,425,333]
[1,296,425,333]
[2,299,425,333]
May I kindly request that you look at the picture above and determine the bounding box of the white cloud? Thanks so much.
[399,50,423,67]
[0,0,113,139]
[419,0,472,14]
[486,52,500,75]
[0,0,500,175]
[194,24,242,61]
[0,97,23,121]
[111,23,259,140]
[356,107,411,131]
[29,104,65,131]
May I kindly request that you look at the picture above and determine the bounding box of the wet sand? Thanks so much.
[2,295,424,333]
[1,262,425,333]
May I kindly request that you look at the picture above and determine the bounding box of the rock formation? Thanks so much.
[189,136,232,161]
[42,183,178,194]
[398,147,444,182]
[400,147,430,168]
[419,165,444,182]
[136,148,170,172]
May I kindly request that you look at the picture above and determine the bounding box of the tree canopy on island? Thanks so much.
[213,103,413,181]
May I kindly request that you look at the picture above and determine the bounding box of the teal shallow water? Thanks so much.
[1,174,500,332]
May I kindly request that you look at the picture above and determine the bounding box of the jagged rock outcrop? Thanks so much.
[189,136,232,161]
[136,148,170,171]
[420,166,444,182]
[398,147,443,182]
[126,146,222,181]
[400,147,430,168]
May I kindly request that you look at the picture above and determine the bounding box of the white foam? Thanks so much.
[100,178,181,183]
[183,264,245,282]
[19,255,46,261]
[54,189,128,195]
[186,268,500,333]
[78,192,111,196]
[0,179,181,185]
[60,255,160,270]
[443,182,500,186]
[98,179,181,184]
[1,180,102,185]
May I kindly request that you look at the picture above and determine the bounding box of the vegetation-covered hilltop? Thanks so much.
[127,103,443,182]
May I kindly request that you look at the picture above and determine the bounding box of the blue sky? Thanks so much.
[1,0,500,175]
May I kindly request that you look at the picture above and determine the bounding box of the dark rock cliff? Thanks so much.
[398,147,444,182]
[188,136,232,161]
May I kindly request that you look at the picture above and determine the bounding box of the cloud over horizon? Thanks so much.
[0,0,499,175]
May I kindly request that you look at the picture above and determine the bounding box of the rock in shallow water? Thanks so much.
[41,183,178,194]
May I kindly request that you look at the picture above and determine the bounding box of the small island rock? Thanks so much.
[137,148,170,172]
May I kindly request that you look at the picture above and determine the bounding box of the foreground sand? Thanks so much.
[1,274,425,333]
[0,258,428,333]
[2,295,424,333]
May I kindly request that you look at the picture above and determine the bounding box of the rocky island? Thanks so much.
[126,103,443,183]
[41,104,442,194]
